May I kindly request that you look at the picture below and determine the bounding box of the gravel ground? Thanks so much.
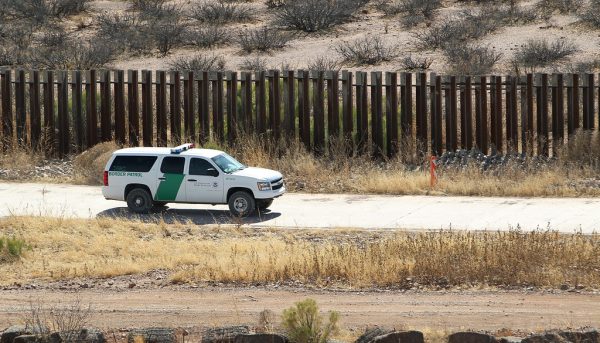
[0,158,73,181]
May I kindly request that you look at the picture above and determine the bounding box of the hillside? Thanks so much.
[0,0,599,74]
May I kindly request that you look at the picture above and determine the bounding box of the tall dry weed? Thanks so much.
[2,216,600,289]
[73,141,119,185]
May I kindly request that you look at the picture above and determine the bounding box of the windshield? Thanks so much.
[211,153,245,174]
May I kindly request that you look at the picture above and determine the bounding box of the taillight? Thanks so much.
[103,171,109,186]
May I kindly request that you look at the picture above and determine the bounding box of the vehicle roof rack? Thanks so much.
[170,143,195,154]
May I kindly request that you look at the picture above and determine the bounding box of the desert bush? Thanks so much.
[1,0,91,23]
[237,27,292,53]
[536,0,582,15]
[307,56,342,71]
[578,0,600,28]
[399,54,433,71]
[377,0,441,27]
[73,142,119,185]
[168,54,226,71]
[239,56,268,70]
[129,0,165,11]
[493,3,537,24]
[414,6,532,50]
[444,44,502,75]
[275,0,368,32]
[559,130,600,169]
[48,0,92,17]
[184,25,230,48]
[265,0,285,8]
[0,0,52,25]
[135,0,181,20]
[24,299,92,338]
[37,27,69,47]
[31,38,116,70]
[96,14,153,55]
[0,46,26,67]
[512,39,578,69]
[335,36,397,66]
[282,299,339,343]
[414,18,478,50]
[0,23,35,50]
[152,19,187,56]
[190,0,254,24]
[561,59,600,74]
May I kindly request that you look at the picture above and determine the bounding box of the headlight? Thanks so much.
[257,182,271,191]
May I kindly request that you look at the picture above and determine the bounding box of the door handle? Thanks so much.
[188,179,197,182]
[158,177,166,181]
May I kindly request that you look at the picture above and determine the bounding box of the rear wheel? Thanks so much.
[228,191,256,217]
[126,188,153,214]
[256,199,273,211]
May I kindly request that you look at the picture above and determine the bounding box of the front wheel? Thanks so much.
[126,188,153,214]
[256,199,273,211]
[228,191,256,217]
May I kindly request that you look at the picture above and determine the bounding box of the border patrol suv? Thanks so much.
[102,144,285,216]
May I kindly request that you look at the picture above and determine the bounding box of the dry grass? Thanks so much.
[0,146,44,175]
[72,141,119,184]
[1,215,600,289]
[4,131,600,197]
[208,132,600,197]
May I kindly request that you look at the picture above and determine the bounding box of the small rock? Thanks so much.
[127,328,176,343]
[128,282,136,289]
[372,331,424,343]
[448,332,499,343]
[203,326,251,343]
[498,337,522,343]
[233,334,288,343]
[522,333,565,343]
[13,336,39,343]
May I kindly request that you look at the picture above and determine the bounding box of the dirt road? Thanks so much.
[1,182,600,232]
[0,287,598,331]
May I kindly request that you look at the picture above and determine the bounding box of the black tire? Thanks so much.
[256,199,273,211]
[126,188,153,214]
[228,191,256,217]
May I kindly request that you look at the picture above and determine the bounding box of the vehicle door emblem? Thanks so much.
[213,182,218,188]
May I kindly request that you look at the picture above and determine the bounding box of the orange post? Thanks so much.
[430,155,437,188]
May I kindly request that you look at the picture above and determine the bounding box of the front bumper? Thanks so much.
[255,184,286,199]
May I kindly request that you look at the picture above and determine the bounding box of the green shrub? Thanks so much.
[0,236,29,259]
[282,299,339,343]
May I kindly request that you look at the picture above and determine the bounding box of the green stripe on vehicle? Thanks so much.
[154,173,185,201]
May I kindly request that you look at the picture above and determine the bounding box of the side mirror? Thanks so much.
[207,168,219,177]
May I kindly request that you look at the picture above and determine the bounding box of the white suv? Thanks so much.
[102,144,285,216]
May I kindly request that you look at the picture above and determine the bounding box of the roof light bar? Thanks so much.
[171,143,195,154]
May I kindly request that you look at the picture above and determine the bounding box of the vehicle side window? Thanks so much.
[189,158,216,176]
[160,157,185,174]
[109,156,157,172]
